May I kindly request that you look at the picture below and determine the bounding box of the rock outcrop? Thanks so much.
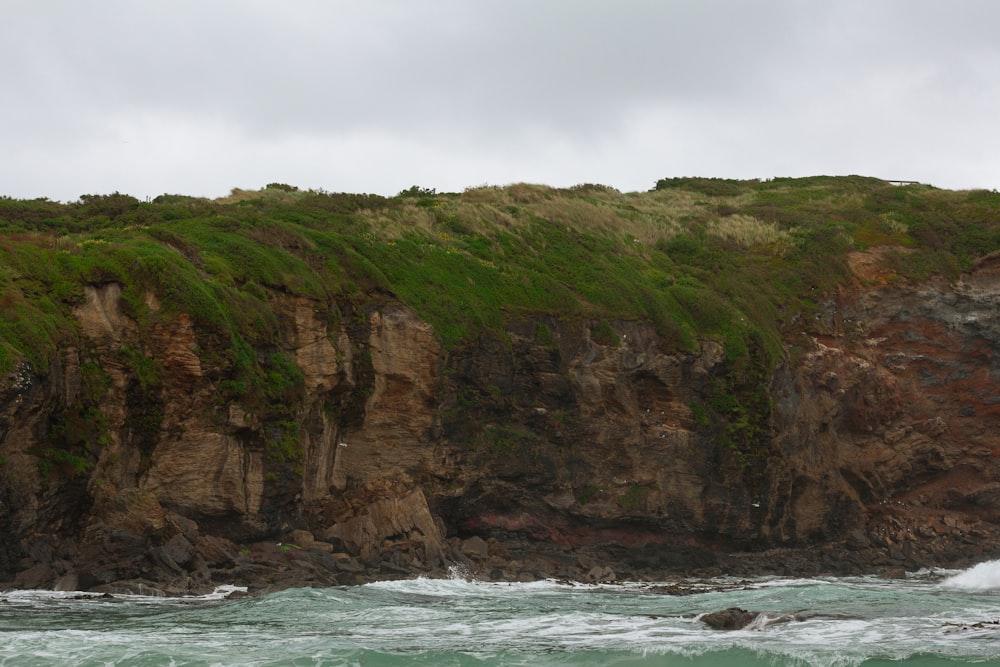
[700,608,761,631]
[5,250,1000,592]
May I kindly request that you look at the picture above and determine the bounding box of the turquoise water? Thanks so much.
[4,561,1000,666]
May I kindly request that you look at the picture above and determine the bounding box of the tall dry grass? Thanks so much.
[706,214,793,251]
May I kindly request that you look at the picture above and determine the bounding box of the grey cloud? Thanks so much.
[7,2,805,138]
[2,0,1000,200]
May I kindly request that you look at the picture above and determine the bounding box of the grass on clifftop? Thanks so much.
[2,176,1000,385]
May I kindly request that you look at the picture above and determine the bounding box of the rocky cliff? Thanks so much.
[3,246,1000,594]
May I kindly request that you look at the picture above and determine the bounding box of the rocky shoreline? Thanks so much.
[6,514,999,597]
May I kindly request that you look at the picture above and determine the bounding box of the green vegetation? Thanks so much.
[41,359,109,478]
[590,320,620,347]
[37,447,93,478]
[482,424,539,456]
[4,177,1000,471]
[265,420,303,464]
[577,485,604,505]
[617,484,650,511]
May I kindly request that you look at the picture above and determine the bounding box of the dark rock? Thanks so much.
[103,529,147,555]
[289,529,315,548]
[461,536,490,560]
[302,548,340,573]
[700,607,760,630]
[648,584,698,596]
[845,529,870,550]
[331,553,365,573]
[14,563,56,589]
[586,565,617,582]
[161,534,195,569]
[167,513,200,542]
[195,535,238,567]
[22,538,56,565]
[150,545,185,575]
[82,568,119,586]
[248,542,287,566]
[94,581,166,597]
[226,563,276,585]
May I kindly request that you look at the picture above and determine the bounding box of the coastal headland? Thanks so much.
[4,177,1000,594]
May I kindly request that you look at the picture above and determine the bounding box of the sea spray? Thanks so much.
[940,559,1000,591]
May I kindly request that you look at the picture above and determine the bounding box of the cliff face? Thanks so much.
[3,250,1000,592]
[766,251,1000,567]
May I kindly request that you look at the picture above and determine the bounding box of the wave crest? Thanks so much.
[941,559,1000,590]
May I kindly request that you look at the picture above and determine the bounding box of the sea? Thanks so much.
[4,560,1000,666]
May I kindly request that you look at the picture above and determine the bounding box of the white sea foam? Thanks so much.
[907,566,961,579]
[203,584,248,599]
[364,575,575,597]
[0,584,247,605]
[4,575,999,664]
[940,559,1000,591]
[446,563,474,581]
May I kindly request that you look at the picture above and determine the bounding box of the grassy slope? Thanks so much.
[3,176,1000,389]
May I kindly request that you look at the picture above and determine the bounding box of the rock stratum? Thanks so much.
[3,249,1000,594]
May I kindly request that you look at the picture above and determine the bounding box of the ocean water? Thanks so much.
[4,562,1000,666]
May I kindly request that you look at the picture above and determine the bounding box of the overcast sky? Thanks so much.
[3,1,999,202]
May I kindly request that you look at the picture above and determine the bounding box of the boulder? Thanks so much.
[460,536,490,560]
[195,535,238,567]
[324,487,445,568]
[14,563,57,590]
[845,528,871,551]
[586,565,617,582]
[289,529,316,548]
[160,534,195,569]
[167,513,200,542]
[700,607,760,630]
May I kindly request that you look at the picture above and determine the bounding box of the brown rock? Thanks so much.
[291,297,348,394]
[331,553,365,572]
[160,534,195,569]
[700,608,760,630]
[324,486,445,568]
[88,488,167,539]
[141,430,264,519]
[195,535,238,567]
[461,536,490,560]
[330,306,440,492]
[845,529,870,551]
[586,565,617,582]
[14,564,57,590]
[167,513,200,541]
[148,312,202,389]
[73,284,132,346]
[290,529,316,548]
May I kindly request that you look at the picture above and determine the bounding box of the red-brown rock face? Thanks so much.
[766,252,1000,565]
